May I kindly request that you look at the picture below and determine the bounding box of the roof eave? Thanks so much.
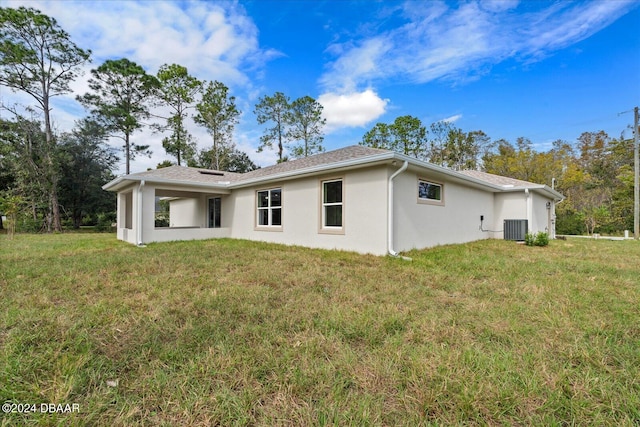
[393,154,508,192]
[102,175,231,192]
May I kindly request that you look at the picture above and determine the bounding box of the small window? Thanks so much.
[321,179,343,230]
[257,188,282,228]
[208,197,221,228]
[418,179,443,205]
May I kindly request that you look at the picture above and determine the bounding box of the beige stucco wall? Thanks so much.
[228,166,389,255]
[493,191,554,238]
[531,192,553,235]
[493,192,527,239]
[392,168,495,252]
[116,184,138,245]
[169,198,201,227]
[114,167,558,252]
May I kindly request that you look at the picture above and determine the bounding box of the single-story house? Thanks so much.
[102,145,564,255]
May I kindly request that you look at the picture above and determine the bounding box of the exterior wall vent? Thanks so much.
[504,219,528,241]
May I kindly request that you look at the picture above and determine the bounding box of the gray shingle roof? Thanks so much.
[237,145,390,182]
[124,165,242,184]
[457,170,543,188]
[122,145,390,185]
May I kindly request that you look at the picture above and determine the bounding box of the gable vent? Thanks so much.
[504,219,528,241]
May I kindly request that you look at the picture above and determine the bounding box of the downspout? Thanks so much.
[137,180,146,247]
[388,161,411,259]
[525,188,532,233]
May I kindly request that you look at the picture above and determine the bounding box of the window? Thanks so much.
[418,179,443,205]
[257,188,282,227]
[208,197,221,228]
[321,179,343,230]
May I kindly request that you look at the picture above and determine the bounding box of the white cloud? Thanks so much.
[320,0,636,89]
[318,89,389,131]
[8,0,274,85]
[441,114,462,124]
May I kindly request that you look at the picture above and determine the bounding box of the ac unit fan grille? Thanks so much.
[504,219,528,241]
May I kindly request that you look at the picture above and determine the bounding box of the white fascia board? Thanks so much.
[394,154,506,192]
[535,186,565,201]
[103,176,230,193]
[496,184,564,201]
[102,176,127,191]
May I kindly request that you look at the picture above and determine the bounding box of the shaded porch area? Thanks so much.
[117,183,231,245]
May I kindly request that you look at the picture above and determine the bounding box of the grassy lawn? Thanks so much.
[1,234,639,426]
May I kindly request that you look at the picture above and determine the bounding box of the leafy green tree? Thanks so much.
[223,150,259,173]
[361,123,392,150]
[0,193,23,238]
[195,147,258,173]
[0,116,52,232]
[194,81,240,170]
[483,137,557,184]
[77,58,159,175]
[361,115,427,158]
[156,160,175,169]
[0,6,91,231]
[427,121,453,165]
[57,119,117,229]
[390,115,427,158]
[286,96,326,158]
[254,92,291,163]
[611,164,634,232]
[0,136,13,230]
[155,64,201,166]
[441,128,490,170]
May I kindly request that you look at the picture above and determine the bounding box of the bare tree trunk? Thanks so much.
[126,132,131,175]
[51,187,62,232]
[43,94,63,232]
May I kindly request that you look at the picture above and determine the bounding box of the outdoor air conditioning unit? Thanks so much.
[503,219,528,241]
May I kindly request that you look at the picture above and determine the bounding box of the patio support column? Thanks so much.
[137,180,145,246]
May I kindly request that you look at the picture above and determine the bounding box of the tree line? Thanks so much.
[1,6,634,237]
[360,115,636,236]
[0,6,326,233]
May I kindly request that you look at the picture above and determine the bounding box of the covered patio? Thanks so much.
[116,182,231,245]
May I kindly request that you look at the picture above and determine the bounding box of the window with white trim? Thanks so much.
[322,179,343,228]
[257,188,282,227]
[418,179,443,204]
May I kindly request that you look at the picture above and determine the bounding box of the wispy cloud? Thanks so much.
[320,0,636,90]
[441,114,462,124]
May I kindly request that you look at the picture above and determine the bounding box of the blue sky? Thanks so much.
[3,0,639,173]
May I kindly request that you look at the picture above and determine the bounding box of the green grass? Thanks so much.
[1,234,639,426]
